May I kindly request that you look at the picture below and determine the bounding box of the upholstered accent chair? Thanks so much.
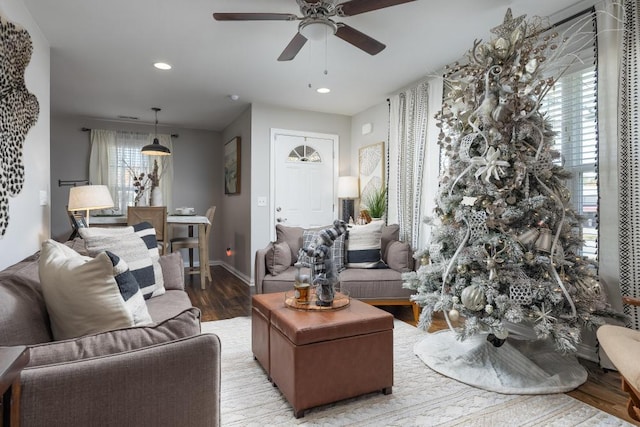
[597,296,640,422]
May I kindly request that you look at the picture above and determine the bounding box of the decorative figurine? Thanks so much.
[301,220,347,306]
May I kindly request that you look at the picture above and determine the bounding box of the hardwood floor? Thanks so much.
[186,265,639,425]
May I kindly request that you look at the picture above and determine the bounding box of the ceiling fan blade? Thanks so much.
[278,33,308,61]
[335,24,385,56]
[213,12,298,21]
[337,0,416,17]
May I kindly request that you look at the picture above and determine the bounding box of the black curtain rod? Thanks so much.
[81,127,179,138]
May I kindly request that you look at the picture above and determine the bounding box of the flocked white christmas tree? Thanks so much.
[402,9,620,353]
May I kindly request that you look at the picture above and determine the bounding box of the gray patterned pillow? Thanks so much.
[79,222,165,299]
[297,229,346,273]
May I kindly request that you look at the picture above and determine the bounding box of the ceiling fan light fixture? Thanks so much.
[299,19,336,41]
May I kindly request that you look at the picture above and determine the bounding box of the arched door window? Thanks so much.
[287,145,322,163]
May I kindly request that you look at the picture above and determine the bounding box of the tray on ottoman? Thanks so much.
[269,297,394,418]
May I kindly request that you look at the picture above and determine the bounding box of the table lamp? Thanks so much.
[67,185,114,226]
[338,176,359,222]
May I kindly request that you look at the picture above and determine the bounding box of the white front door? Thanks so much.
[270,129,338,240]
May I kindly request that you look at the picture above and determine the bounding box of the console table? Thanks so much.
[1,346,29,426]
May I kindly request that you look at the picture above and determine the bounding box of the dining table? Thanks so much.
[90,213,211,289]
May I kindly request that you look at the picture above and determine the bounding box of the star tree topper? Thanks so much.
[491,8,527,39]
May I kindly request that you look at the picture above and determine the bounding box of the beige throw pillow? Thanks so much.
[39,240,140,340]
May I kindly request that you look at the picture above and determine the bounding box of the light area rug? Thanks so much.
[201,317,632,426]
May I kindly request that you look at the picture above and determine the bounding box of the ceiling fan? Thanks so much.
[213,0,416,61]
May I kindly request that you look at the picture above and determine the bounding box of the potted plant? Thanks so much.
[362,186,387,220]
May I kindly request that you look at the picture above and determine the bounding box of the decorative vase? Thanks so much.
[135,194,148,207]
[150,187,163,206]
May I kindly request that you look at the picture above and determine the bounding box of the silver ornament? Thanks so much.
[461,285,486,311]
[494,328,509,340]
[485,304,494,314]
[448,309,460,321]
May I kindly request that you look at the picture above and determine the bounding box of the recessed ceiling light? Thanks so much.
[153,62,172,70]
[317,87,331,94]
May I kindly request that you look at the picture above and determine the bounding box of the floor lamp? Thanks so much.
[338,176,359,223]
[67,185,114,226]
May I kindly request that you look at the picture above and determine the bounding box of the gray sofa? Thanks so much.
[255,223,418,321]
[0,239,220,427]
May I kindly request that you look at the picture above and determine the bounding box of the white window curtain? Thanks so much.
[388,81,430,248]
[89,129,174,214]
[617,0,640,329]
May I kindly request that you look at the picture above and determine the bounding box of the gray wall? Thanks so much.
[249,102,352,284]
[220,107,252,280]
[0,0,51,270]
[49,115,222,259]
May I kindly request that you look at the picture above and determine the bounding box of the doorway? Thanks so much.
[270,128,338,240]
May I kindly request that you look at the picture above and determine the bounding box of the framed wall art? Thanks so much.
[224,137,241,195]
[358,141,385,201]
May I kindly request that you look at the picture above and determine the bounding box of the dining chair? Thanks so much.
[171,206,216,282]
[127,206,168,254]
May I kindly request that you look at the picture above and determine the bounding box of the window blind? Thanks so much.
[541,12,598,258]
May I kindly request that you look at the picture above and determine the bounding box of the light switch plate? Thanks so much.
[39,190,48,206]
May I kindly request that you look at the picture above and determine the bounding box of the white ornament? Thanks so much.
[448,309,460,321]
[461,196,478,206]
[461,285,486,311]
[485,304,494,314]
[472,147,511,183]
[452,296,460,304]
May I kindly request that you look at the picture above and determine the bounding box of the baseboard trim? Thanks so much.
[181,260,253,287]
[216,261,252,286]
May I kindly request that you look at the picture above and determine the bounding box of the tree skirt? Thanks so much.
[414,330,588,394]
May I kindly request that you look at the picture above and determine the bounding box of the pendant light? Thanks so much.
[141,107,171,156]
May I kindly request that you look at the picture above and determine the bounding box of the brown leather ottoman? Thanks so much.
[251,293,287,379]
[269,297,394,418]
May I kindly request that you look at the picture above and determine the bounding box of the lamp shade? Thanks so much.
[141,138,171,156]
[68,185,114,211]
[338,176,359,199]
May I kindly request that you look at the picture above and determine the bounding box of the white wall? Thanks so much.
[249,102,352,284]
[0,0,50,270]
[350,102,389,215]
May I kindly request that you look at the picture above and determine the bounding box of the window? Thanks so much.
[541,25,598,258]
[89,130,173,214]
[287,145,321,163]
